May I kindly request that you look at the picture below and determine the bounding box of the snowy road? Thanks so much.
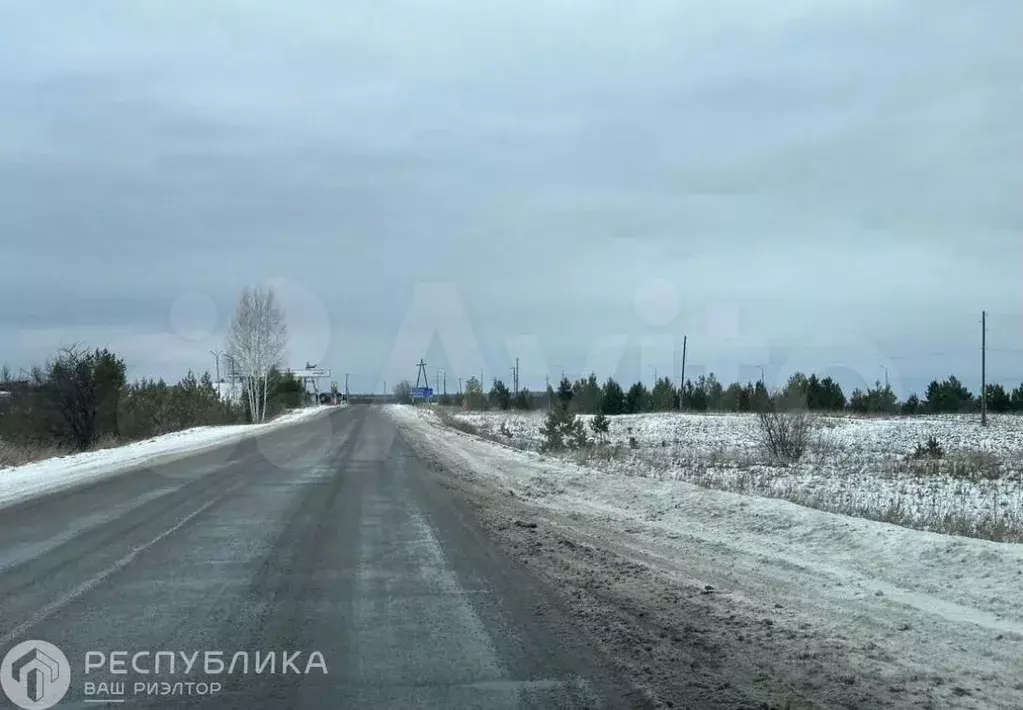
[0,406,637,709]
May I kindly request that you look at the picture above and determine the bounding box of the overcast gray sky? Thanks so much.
[1,0,1020,397]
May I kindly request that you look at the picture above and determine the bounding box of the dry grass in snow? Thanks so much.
[439,408,1023,542]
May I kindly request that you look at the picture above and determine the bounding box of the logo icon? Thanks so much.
[1,641,71,709]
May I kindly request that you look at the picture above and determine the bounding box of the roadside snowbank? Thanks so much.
[389,404,1023,709]
[0,405,337,510]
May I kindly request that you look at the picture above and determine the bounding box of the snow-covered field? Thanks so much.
[0,405,338,510]
[442,408,1023,541]
[389,404,1023,708]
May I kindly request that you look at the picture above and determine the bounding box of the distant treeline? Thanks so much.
[394,372,1023,415]
[0,346,307,453]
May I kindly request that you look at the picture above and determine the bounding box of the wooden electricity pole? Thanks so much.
[981,310,987,427]
[679,335,688,410]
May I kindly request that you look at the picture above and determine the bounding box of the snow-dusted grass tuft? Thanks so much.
[444,409,1023,542]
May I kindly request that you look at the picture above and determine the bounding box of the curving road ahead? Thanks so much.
[0,406,638,709]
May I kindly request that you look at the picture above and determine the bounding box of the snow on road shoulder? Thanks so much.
[390,404,1023,619]
[0,405,337,510]
[388,404,1023,709]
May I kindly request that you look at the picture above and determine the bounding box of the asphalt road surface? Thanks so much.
[0,406,638,709]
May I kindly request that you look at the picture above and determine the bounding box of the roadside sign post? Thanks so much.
[411,387,434,402]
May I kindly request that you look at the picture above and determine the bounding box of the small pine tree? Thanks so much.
[540,402,589,452]
[590,411,610,443]
[490,379,512,410]
[569,416,589,448]
[540,409,565,451]
[556,377,574,408]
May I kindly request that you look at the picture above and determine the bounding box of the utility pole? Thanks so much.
[545,374,551,410]
[443,371,447,396]
[881,365,890,390]
[210,349,223,402]
[458,377,463,395]
[344,373,350,400]
[982,310,987,427]
[514,358,520,395]
[679,335,688,410]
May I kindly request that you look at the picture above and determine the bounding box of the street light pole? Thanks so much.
[220,353,237,403]
[210,349,222,383]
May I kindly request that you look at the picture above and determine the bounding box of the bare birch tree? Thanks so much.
[225,285,288,423]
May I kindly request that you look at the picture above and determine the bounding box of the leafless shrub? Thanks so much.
[755,405,817,462]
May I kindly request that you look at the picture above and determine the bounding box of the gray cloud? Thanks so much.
[1,0,1020,397]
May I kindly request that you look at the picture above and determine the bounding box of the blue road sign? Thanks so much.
[411,387,433,400]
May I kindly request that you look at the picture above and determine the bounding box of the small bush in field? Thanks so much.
[755,403,817,463]
[912,437,944,460]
